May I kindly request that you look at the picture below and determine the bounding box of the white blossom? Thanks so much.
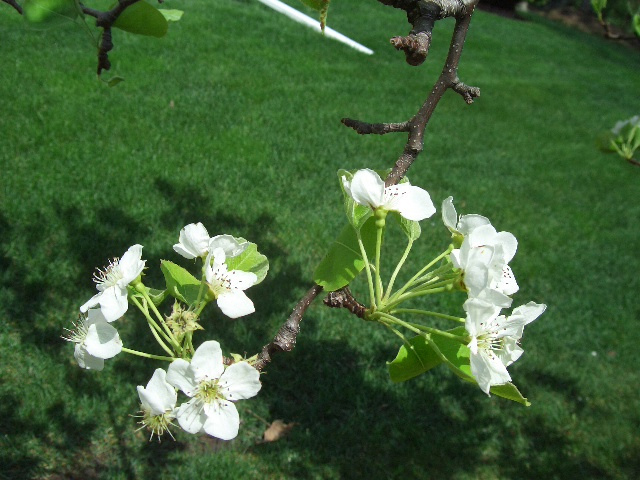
[64,310,122,371]
[166,341,261,440]
[206,248,257,319]
[137,368,177,440]
[612,115,640,135]
[342,169,436,221]
[442,196,490,236]
[173,222,248,260]
[464,298,546,394]
[80,244,145,322]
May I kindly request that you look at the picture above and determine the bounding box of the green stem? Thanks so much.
[356,230,377,309]
[391,308,465,323]
[374,218,385,306]
[138,286,182,353]
[384,287,449,311]
[122,347,175,362]
[383,239,413,304]
[405,276,458,295]
[391,245,454,301]
[195,262,208,312]
[130,295,175,357]
[374,312,468,343]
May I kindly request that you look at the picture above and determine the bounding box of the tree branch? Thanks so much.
[1,0,23,14]
[341,118,410,135]
[254,284,324,371]
[323,287,367,318]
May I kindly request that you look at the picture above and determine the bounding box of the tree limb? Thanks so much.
[1,0,22,14]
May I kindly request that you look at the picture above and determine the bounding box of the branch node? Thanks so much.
[451,80,480,104]
[341,118,410,135]
[323,287,367,318]
[390,31,432,66]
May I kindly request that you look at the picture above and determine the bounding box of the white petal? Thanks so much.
[190,341,225,381]
[174,223,210,259]
[202,401,240,440]
[385,184,436,221]
[476,288,514,308]
[217,291,255,319]
[470,350,511,395]
[84,320,122,359]
[227,270,257,291]
[138,369,177,415]
[80,293,101,313]
[493,232,518,263]
[118,244,145,285]
[209,235,248,258]
[511,302,546,327]
[457,214,491,236]
[219,362,262,401]
[176,398,207,434]
[464,298,501,337]
[95,286,129,322]
[74,344,104,370]
[167,359,199,396]
[468,224,499,248]
[497,337,524,367]
[442,196,457,231]
[349,169,385,209]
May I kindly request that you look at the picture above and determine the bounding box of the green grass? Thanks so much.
[1,1,640,479]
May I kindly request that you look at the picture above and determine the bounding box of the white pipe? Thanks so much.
[255,0,374,55]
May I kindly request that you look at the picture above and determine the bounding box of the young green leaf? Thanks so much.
[160,260,202,307]
[387,334,442,383]
[225,240,269,285]
[313,216,377,291]
[23,0,78,23]
[113,1,168,38]
[299,0,330,29]
[158,9,184,22]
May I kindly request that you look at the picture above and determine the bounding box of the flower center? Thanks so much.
[207,266,233,298]
[62,316,89,344]
[139,407,175,441]
[93,257,123,289]
[195,379,223,404]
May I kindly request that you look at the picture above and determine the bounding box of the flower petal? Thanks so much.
[349,169,385,209]
[385,184,436,221]
[219,362,262,401]
[95,285,129,322]
[209,235,248,258]
[118,244,145,285]
[74,344,105,370]
[227,270,257,291]
[497,337,524,367]
[190,341,225,381]
[84,320,122,359]
[217,291,255,319]
[138,369,177,415]
[176,398,206,434]
[441,196,457,231]
[202,401,240,440]
[457,214,490,236]
[174,223,210,259]
[167,359,199,396]
[470,350,511,395]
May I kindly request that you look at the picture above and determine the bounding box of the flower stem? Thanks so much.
[391,308,465,323]
[137,287,182,354]
[391,245,454,302]
[356,229,377,310]
[383,239,413,304]
[122,347,175,362]
[374,312,468,343]
[130,295,175,357]
[374,215,385,307]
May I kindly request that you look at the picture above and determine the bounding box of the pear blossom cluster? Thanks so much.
[66,223,266,441]
[443,197,545,394]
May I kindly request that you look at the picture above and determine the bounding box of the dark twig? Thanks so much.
[324,287,367,318]
[341,118,410,135]
[1,0,22,14]
[254,284,323,371]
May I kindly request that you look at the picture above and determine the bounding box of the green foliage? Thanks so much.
[313,217,377,291]
[225,239,270,285]
[158,9,184,22]
[299,0,331,29]
[22,0,78,22]
[112,0,168,38]
[160,260,201,307]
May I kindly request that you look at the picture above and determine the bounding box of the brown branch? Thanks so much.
[1,0,22,14]
[341,118,410,135]
[627,157,640,167]
[323,287,367,318]
[254,284,323,371]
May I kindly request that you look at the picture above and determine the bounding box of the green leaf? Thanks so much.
[633,13,640,37]
[596,131,617,153]
[158,9,184,22]
[113,1,168,38]
[490,383,531,406]
[225,240,269,285]
[590,0,607,19]
[313,216,377,291]
[390,211,421,242]
[107,76,125,87]
[387,335,442,383]
[23,0,78,23]
[160,260,202,307]
[299,0,330,29]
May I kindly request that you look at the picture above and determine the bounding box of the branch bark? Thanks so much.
[1,0,22,14]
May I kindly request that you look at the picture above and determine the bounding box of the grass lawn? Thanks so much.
[1,0,639,478]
